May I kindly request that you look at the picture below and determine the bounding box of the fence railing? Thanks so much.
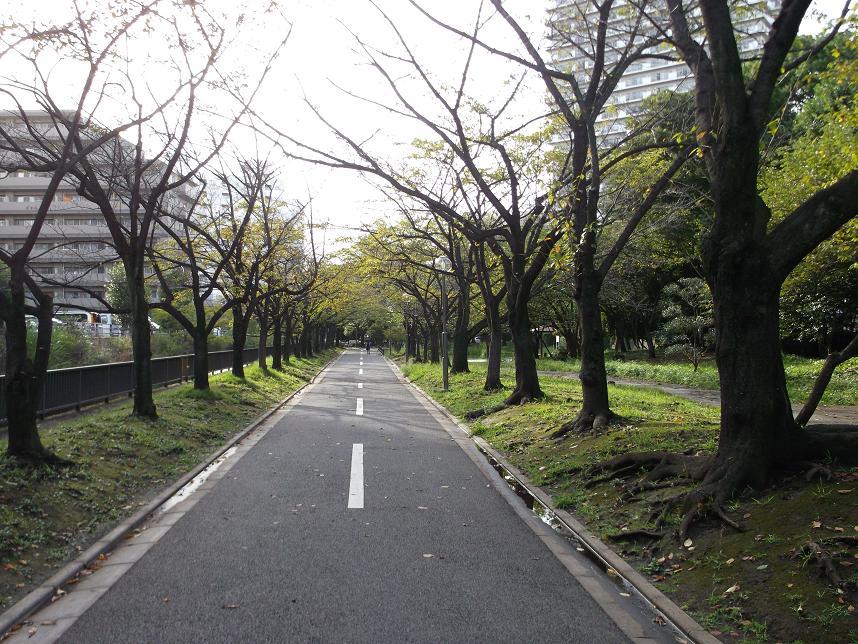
[0,347,269,427]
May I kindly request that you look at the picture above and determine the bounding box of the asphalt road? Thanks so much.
[49,350,671,643]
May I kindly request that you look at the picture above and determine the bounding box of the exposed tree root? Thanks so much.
[796,542,844,588]
[587,451,746,540]
[464,403,509,421]
[504,390,540,406]
[551,408,621,439]
[800,461,833,482]
[677,486,743,541]
[6,446,73,468]
[465,389,540,420]
[588,450,711,483]
[618,479,687,502]
[607,529,667,543]
[585,424,858,542]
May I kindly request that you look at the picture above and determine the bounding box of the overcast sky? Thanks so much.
[1,0,848,246]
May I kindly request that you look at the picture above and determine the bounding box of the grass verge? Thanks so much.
[402,360,858,644]
[533,353,858,407]
[0,350,337,611]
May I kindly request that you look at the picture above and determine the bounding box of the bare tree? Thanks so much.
[413,0,691,432]
[0,1,164,460]
[2,1,288,420]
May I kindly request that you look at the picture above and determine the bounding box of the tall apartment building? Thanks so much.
[0,111,194,319]
[546,0,778,143]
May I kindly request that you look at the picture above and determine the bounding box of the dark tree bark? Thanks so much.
[795,333,858,426]
[272,315,284,370]
[451,284,470,373]
[232,303,249,378]
[128,263,157,417]
[506,286,541,403]
[283,314,293,364]
[589,0,858,521]
[2,273,55,461]
[645,330,656,359]
[257,305,269,371]
[192,331,209,390]
[485,309,504,391]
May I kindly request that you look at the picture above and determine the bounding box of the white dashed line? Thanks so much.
[358,383,363,389]
[356,397,364,415]
[359,368,363,375]
[348,443,364,509]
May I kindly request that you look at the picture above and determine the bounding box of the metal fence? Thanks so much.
[0,347,269,426]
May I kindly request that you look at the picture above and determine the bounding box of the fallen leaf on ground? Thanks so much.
[422,554,434,558]
[725,558,735,565]
[723,584,740,595]
[812,520,823,529]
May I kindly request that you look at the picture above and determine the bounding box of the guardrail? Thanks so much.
[0,347,269,426]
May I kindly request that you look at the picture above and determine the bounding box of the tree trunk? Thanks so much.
[506,292,542,403]
[706,277,799,491]
[451,290,470,373]
[258,311,269,371]
[3,276,53,461]
[569,278,612,431]
[283,316,293,364]
[645,330,656,359]
[129,270,156,418]
[561,329,579,360]
[192,331,209,390]
[272,316,283,370]
[231,304,248,378]
[429,329,440,363]
[795,333,858,426]
[484,299,503,391]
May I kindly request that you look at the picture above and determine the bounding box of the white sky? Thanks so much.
[1,0,848,244]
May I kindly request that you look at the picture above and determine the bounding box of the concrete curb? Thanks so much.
[387,357,719,644]
[0,354,338,639]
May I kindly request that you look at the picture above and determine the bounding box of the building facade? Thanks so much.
[0,111,194,321]
[546,0,778,143]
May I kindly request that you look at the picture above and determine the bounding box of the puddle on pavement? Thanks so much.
[158,446,237,513]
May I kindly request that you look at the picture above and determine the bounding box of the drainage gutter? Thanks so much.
[391,359,719,644]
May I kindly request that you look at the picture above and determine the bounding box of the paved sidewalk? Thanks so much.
[9,350,675,643]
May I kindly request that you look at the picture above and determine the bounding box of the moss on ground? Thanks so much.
[0,351,336,611]
[402,360,858,644]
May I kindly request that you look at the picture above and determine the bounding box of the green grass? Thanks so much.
[533,352,858,406]
[0,350,336,610]
[403,359,858,644]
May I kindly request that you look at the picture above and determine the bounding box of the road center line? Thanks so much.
[356,397,364,415]
[358,382,363,389]
[348,443,364,509]
[359,368,363,375]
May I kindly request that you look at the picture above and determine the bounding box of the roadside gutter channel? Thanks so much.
[391,357,719,644]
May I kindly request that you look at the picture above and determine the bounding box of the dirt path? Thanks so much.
[537,370,858,426]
